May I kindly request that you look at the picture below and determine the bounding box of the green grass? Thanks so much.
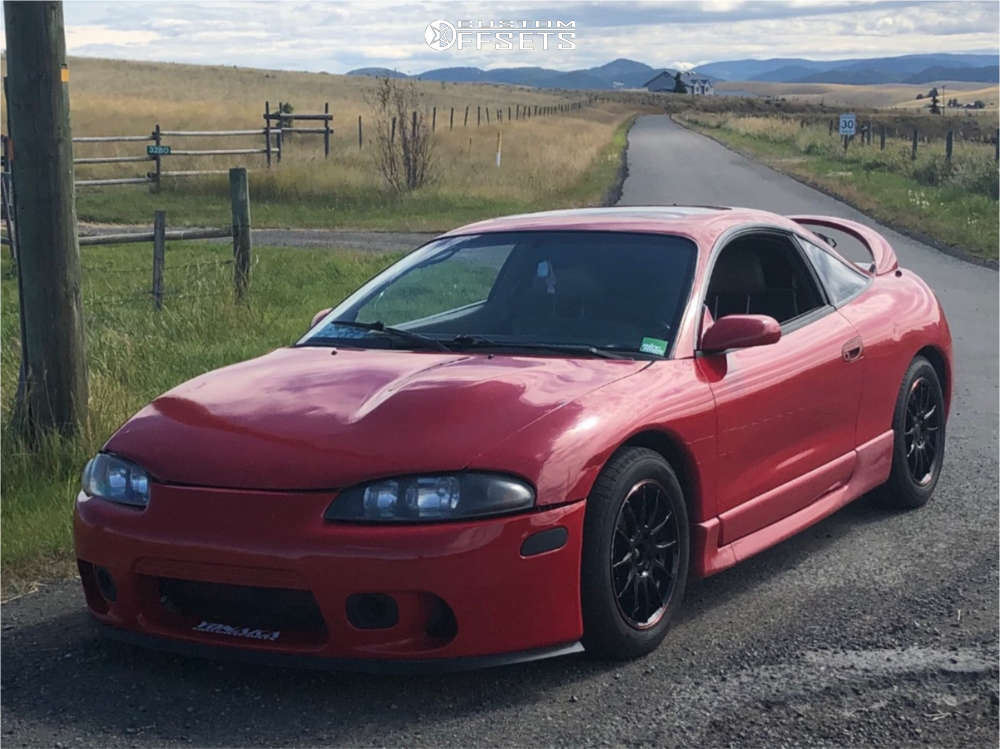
[76,116,637,231]
[1,243,400,593]
[676,114,998,261]
[1,115,637,592]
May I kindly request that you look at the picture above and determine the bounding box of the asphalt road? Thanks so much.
[4,115,997,747]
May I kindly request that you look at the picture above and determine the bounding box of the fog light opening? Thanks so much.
[95,566,117,602]
[346,593,399,630]
[425,596,457,640]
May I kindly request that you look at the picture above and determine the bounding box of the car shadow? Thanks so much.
[1,492,901,746]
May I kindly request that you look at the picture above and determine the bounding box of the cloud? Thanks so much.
[1,1,995,74]
[65,25,160,48]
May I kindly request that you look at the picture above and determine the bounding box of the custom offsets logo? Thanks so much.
[424,19,576,52]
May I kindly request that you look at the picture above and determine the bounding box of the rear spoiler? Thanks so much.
[788,215,899,276]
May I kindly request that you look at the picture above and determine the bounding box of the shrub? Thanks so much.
[947,156,999,199]
[367,77,435,192]
[909,154,953,187]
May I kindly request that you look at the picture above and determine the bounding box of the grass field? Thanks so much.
[0,242,401,594]
[676,112,999,261]
[1,56,643,231]
[714,80,999,110]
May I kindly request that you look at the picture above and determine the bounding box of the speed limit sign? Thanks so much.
[839,113,856,136]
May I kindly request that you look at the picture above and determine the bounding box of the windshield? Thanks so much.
[299,230,697,358]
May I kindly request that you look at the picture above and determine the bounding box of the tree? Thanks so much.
[672,71,687,94]
[928,87,941,114]
[368,77,434,192]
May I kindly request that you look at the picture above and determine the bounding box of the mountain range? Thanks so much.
[348,53,998,90]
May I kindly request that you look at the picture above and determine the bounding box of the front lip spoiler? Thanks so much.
[95,620,585,673]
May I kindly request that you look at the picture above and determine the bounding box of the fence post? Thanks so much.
[358,115,363,149]
[229,167,251,301]
[486,107,490,125]
[508,105,512,121]
[880,123,886,151]
[276,101,283,163]
[264,101,272,167]
[829,119,833,136]
[945,129,953,161]
[152,210,165,310]
[431,106,436,132]
[390,116,396,143]
[411,110,417,140]
[995,129,999,163]
[323,102,330,159]
[152,123,162,192]
[477,105,481,127]
[911,128,918,160]
[464,105,469,127]
[449,107,454,130]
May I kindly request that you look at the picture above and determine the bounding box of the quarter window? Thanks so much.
[799,239,869,305]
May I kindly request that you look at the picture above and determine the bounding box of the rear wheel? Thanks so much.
[581,447,689,659]
[879,356,945,509]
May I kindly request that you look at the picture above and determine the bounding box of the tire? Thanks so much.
[581,447,689,659]
[878,356,946,509]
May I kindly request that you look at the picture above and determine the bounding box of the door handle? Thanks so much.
[841,337,864,362]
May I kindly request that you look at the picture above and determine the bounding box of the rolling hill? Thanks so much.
[347,54,999,90]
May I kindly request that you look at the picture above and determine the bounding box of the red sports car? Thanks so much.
[74,206,952,669]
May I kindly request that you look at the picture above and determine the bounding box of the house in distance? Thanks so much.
[644,70,715,95]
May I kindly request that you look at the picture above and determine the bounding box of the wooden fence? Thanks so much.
[2,168,253,306]
[65,101,333,190]
[48,97,592,188]
[821,117,1000,162]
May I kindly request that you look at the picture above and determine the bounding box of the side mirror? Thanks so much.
[311,307,332,328]
[700,314,781,353]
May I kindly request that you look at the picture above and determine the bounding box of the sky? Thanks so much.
[2,1,998,75]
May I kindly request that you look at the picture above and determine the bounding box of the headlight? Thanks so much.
[81,453,151,508]
[324,473,534,523]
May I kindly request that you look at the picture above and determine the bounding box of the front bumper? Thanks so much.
[73,483,585,664]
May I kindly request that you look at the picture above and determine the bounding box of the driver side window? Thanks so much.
[707,233,826,325]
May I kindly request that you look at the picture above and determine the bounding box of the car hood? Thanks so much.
[105,346,649,490]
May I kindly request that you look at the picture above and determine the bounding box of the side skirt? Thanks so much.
[691,430,894,578]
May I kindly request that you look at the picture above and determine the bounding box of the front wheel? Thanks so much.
[879,356,946,509]
[581,447,689,659]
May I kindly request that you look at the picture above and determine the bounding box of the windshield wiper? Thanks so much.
[316,320,452,352]
[448,335,623,359]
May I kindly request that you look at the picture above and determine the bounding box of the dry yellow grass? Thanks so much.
[715,80,999,110]
[0,56,640,219]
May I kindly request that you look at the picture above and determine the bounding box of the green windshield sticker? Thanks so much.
[640,337,668,356]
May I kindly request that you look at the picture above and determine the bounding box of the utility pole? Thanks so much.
[4,1,88,437]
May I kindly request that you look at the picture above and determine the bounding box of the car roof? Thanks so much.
[439,206,800,245]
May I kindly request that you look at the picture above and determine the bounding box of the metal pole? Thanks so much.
[4,0,88,436]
